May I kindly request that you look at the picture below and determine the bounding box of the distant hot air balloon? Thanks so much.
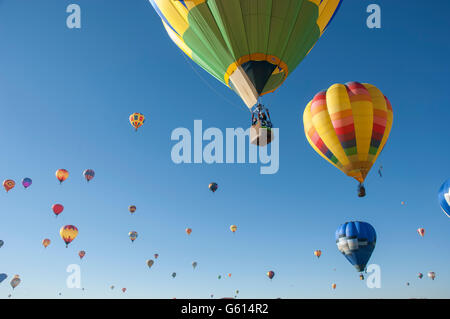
[406,282,410,286]
[438,179,450,218]
[0,240,4,248]
[186,228,192,236]
[332,283,337,290]
[0,273,7,284]
[336,221,376,272]
[122,288,126,293]
[228,273,232,278]
[56,169,69,184]
[236,290,239,295]
[172,272,177,278]
[3,179,15,192]
[209,183,218,193]
[129,205,136,214]
[418,273,423,279]
[417,228,425,237]
[129,231,138,242]
[230,225,237,233]
[52,204,64,217]
[42,239,51,248]
[314,250,322,258]
[22,178,32,189]
[360,274,364,280]
[210,294,214,298]
[83,169,95,182]
[401,201,405,205]
[79,251,86,259]
[60,225,78,248]
[218,275,222,280]
[10,275,21,289]
[154,253,159,259]
[147,259,154,268]
[110,285,115,290]
[129,113,145,131]
[428,272,436,280]
[192,262,197,270]
[304,82,393,197]
[267,271,275,280]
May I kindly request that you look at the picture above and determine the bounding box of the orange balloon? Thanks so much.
[186,228,192,235]
[56,169,69,184]
[42,238,51,248]
[332,283,337,289]
[314,250,322,258]
[3,179,15,192]
[230,225,237,233]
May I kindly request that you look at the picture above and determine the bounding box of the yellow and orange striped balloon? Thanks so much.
[303,82,393,185]
[42,238,51,248]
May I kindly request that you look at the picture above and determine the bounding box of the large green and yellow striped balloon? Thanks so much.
[150,0,342,109]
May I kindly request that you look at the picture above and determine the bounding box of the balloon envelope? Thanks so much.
[335,221,376,272]
[129,231,138,242]
[22,178,32,189]
[56,169,69,183]
[52,204,64,216]
[83,169,95,182]
[3,179,15,192]
[129,113,145,131]
[60,225,79,247]
[147,260,154,268]
[267,271,275,280]
[209,183,218,193]
[0,240,3,248]
[438,179,450,218]
[0,273,7,283]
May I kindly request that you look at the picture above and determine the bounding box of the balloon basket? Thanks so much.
[250,123,273,146]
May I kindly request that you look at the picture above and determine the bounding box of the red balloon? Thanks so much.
[52,204,64,216]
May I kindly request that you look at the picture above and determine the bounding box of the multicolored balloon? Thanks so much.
[154,253,159,259]
[336,221,376,272]
[209,183,218,193]
[129,231,138,242]
[10,275,21,289]
[56,169,69,184]
[83,169,95,182]
[52,204,64,217]
[230,225,237,233]
[42,239,51,248]
[147,259,154,268]
[314,250,322,258]
[149,0,342,109]
[428,272,436,280]
[438,179,450,218]
[3,179,15,192]
[79,251,86,259]
[417,228,425,237]
[303,82,393,197]
[129,113,145,131]
[418,273,423,279]
[60,225,79,248]
[22,178,32,189]
[129,205,136,214]
[186,228,192,236]
[267,271,275,280]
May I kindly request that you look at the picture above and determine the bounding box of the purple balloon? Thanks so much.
[22,178,32,189]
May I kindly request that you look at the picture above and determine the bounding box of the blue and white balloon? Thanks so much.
[438,179,450,218]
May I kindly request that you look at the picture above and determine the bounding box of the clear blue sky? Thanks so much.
[0,0,449,299]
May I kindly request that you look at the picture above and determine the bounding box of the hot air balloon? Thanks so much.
[192,262,197,270]
[150,0,342,146]
[406,282,410,286]
[209,183,218,193]
[129,205,136,214]
[417,228,425,237]
[218,275,222,280]
[336,221,376,272]
[0,240,4,248]
[129,113,145,131]
[186,228,192,236]
[42,239,51,248]
[56,169,69,184]
[110,285,115,290]
[418,273,423,279]
[438,179,450,218]
[60,225,78,248]
[314,250,322,258]
[303,82,393,197]
[22,178,32,189]
[401,201,405,205]
[228,273,232,278]
[10,275,21,289]
[332,283,336,289]
[129,231,138,242]
[428,272,436,280]
[360,274,364,280]
[0,273,7,284]
[267,271,275,280]
[122,288,127,293]
[79,251,86,259]
[83,169,95,182]
[154,253,159,259]
[3,179,15,192]
[147,259,154,268]
[172,272,177,278]
[52,204,64,217]
[230,225,237,233]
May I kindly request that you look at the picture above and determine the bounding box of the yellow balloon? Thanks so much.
[60,225,79,247]
[230,225,237,233]
[303,82,393,185]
